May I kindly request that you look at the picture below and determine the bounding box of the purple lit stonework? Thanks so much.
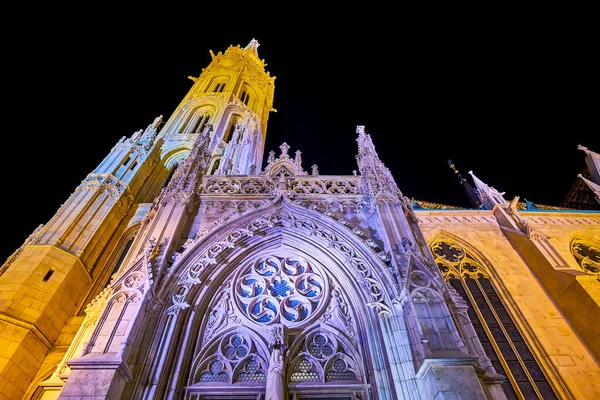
[1,39,599,400]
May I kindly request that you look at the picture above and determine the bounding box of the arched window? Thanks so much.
[224,119,240,143]
[570,237,600,277]
[240,90,250,105]
[180,110,212,134]
[186,254,366,399]
[431,239,559,400]
[191,113,211,133]
[209,157,220,175]
[213,82,226,92]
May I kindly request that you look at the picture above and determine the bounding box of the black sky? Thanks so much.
[1,9,598,262]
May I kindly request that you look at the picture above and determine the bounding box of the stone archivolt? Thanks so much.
[165,198,395,319]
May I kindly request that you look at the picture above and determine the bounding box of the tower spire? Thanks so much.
[355,125,403,207]
[468,170,508,210]
[448,159,482,209]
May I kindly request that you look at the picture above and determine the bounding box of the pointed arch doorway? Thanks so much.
[180,243,373,400]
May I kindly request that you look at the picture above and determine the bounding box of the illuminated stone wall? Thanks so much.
[418,209,600,399]
[2,39,599,400]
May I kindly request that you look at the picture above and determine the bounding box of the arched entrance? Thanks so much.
[183,248,371,400]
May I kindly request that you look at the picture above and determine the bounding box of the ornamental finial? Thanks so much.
[244,38,260,56]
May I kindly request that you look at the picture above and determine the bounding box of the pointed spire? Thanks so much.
[578,174,600,204]
[448,160,482,209]
[468,171,507,210]
[244,38,260,57]
[578,144,600,184]
[355,126,403,207]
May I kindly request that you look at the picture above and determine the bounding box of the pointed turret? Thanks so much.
[448,160,482,209]
[355,125,403,206]
[468,171,508,210]
[578,173,600,204]
[579,145,600,184]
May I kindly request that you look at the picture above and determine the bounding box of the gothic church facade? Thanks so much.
[1,39,599,400]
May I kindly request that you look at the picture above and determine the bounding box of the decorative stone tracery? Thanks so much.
[287,328,362,384]
[186,245,366,398]
[167,202,394,318]
[233,256,327,327]
[570,237,600,276]
[191,331,269,385]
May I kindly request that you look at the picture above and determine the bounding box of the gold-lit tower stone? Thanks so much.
[0,39,274,399]
[2,38,599,400]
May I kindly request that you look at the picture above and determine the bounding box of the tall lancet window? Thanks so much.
[209,157,220,175]
[191,113,211,134]
[240,90,250,105]
[431,239,559,400]
[78,232,137,316]
[163,162,180,188]
[213,82,226,92]
[224,119,240,143]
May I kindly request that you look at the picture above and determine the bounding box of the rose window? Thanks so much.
[233,256,326,327]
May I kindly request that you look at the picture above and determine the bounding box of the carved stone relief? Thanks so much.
[233,256,326,328]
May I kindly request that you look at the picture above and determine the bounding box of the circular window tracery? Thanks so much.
[571,239,600,276]
[233,255,327,327]
[432,240,488,279]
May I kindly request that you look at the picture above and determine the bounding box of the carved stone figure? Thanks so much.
[266,324,287,400]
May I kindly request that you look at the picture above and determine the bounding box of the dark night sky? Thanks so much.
[1,9,597,262]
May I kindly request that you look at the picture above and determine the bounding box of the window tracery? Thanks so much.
[431,239,559,400]
[192,332,267,384]
[233,256,326,327]
[189,252,365,398]
[570,238,600,277]
[288,330,360,383]
[179,108,212,134]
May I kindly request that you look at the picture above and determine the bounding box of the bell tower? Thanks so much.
[160,38,276,176]
[0,39,276,400]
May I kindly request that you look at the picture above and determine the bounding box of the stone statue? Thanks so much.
[266,347,285,400]
[265,324,287,400]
